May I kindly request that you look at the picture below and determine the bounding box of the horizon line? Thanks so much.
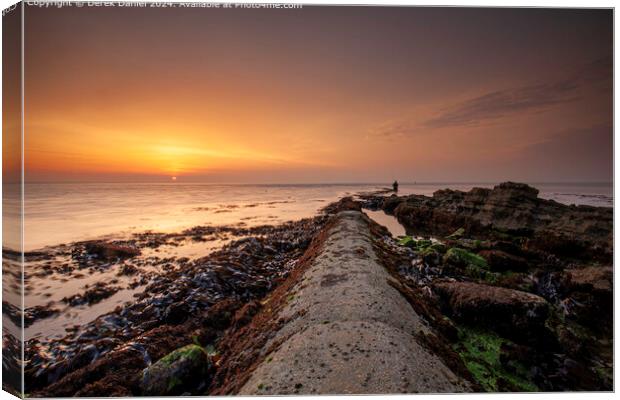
[6,180,614,186]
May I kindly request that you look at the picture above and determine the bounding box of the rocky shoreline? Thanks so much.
[3,182,613,395]
[361,182,613,391]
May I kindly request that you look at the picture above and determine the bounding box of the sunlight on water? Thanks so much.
[18,182,612,251]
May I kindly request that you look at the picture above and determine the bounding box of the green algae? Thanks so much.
[398,236,445,253]
[427,242,447,254]
[443,247,499,282]
[444,248,489,270]
[157,344,206,367]
[455,327,537,392]
[398,236,415,247]
[141,344,211,395]
[464,264,499,283]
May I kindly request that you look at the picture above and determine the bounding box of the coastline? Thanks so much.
[3,182,613,395]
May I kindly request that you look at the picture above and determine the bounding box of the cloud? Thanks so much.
[370,56,611,137]
[425,56,612,129]
[423,80,580,128]
[367,120,417,138]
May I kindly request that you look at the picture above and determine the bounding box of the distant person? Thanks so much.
[393,180,399,192]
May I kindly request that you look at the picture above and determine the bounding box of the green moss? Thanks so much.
[444,248,489,270]
[419,247,438,258]
[398,236,446,255]
[398,236,415,247]
[455,327,538,392]
[158,344,206,367]
[167,376,182,392]
[428,242,447,254]
[398,236,430,249]
[464,265,498,283]
[415,239,433,248]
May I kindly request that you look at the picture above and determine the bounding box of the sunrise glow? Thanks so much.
[21,7,611,183]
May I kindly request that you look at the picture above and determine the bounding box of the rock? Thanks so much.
[568,266,612,293]
[140,344,211,395]
[398,236,415,247]
[433,281,549,343]
[563,267,612,330]
[163,302,190,324]
[443,248,488,270]
[84,241,141,261]
[389,182,612,262]
[478,250,529,272]
[231,300,261,329]
[443,248,496,281]
[533,271,571,303]
[201,299,243,330]
[540,357,605,391]
[117,263,139,276]
[62,282,120,306]
[23,304,61,327]
[419,244,446,267]
[535,266,612,332]
[61,282,121,306]
[382,194,403,213]
[321,196,361,214]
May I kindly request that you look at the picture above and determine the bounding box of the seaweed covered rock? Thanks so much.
[534,266,612,330]
[382,194,403,213]
[82,241,141,261]
[563,266,613,330]
[455,327,538,392]
[433,281,549,342]
[478,250,529,272]
[140,344,212,395]
[321,196,361,214]
[442,248,496,281]
[568,266,612,293]
[443,248,488,270]
[388,182,612,262]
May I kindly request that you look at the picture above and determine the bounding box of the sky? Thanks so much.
[22,5,612,183]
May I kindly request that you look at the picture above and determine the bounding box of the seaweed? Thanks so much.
[454,327,537,392]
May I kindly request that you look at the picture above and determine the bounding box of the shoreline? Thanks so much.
[13,181,614,253]
[3,182,614,395]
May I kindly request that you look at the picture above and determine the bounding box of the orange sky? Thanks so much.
[22,6,612,183]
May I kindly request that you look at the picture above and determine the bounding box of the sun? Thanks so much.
[171,176,177,181]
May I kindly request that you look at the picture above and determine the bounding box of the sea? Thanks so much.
[14,181,614,251]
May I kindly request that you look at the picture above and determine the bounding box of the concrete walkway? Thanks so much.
[239,211,470,395]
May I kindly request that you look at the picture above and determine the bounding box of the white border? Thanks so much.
[0,1,616,400]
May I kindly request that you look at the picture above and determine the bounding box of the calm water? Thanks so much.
[9,181,612,251]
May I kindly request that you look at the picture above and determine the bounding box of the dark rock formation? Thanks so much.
[82,241,141,261]
[140,344,212,395]
[433,281,550,343]
[382,182,611,262]
[478,250,529,272]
